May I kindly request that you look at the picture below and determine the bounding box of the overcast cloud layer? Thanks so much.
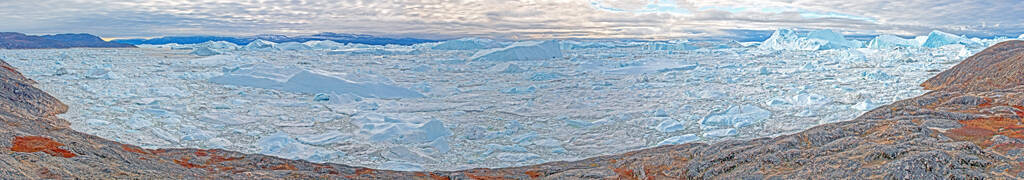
[1,0,1022,40]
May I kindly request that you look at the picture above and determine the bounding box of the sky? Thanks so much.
[1,0,1022,40]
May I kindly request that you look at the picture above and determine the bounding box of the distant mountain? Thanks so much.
[0,32,135,49]
[111,33,440,46]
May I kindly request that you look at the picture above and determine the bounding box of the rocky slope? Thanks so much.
[2,41,1024,179]
[0,32,134,49]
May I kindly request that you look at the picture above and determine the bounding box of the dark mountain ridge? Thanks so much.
[0,32,134,49]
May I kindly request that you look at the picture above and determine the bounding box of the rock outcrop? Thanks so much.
[3,41,1024,179]
[922,40,1024,92]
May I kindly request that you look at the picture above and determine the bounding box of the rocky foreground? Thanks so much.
[3,41,1024,179]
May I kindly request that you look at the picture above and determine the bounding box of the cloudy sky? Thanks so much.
[1,0,1022,40]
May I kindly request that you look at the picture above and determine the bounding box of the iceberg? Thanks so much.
[921,30,981,48]
[867,35,919,49]
[702,104,771,128]
[194,41,238,51]
[208,64,424,98]
[760,29,861,50]
[806,30,863,49]
[189,47,221,56]
[276,42,312,51]
[304,40,345,50]
[470,40,562,61]
[431,38,502,50]
[241,39,278,51]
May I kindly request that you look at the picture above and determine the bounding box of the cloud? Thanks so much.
[0,0,1020,40]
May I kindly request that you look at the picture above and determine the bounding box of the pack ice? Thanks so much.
[0,29,993,171]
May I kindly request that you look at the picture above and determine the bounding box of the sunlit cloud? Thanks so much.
[0,0,1020,40]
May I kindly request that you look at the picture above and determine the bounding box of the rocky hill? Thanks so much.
[0,32,134,49]
[2,41,1024,179]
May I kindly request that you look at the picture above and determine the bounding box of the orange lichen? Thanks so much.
[946,117,1024,148]
[463,172,509,180]
[430,173,451,180]
[612,167,638,180]
[10,136,76,158]
[269,163,297,171]
[978,97,994,108]
[121,144,149,154]
[194,150,208,156]
[524,170,543,179]
[354,168,376,175]
[174,157,206,169]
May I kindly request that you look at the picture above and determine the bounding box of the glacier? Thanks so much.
[0,30,991,171]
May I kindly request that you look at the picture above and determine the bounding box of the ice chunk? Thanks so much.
[295,131,349,145]
[656,134,698,146]
[704,128,736,138]
[208,64,424,98]
[241,39,278,51]
[702,104,771,128]
[276,42,312,51]
[470,40,562,61]
[853,99,881,111]
[431,38,502,50]
[862,70,893,81]
[259,132,334,161]
[654,119,685,133]
[867,35,919,49]
[921,30,981,48]
[789,93,832,107]
[383,146,437,163]
[354,114,453,144]
[84,67,112,79]
[126,116,153,129]
[190,47,221,56]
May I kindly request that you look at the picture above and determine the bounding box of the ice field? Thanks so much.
[1,29,1019,171]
